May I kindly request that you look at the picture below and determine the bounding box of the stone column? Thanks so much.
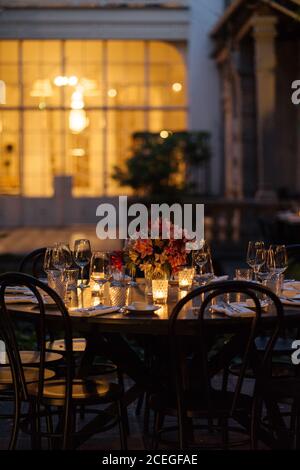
[222,54,243,200]
[252,15,278,199]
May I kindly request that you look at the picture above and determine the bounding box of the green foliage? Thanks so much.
[112,131,211,196]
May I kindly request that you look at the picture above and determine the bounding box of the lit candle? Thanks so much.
[178,267,195,290]
[152,279,169,305]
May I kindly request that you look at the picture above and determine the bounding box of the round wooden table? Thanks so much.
[8,280,300,335]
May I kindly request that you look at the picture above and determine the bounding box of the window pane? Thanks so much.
[107,110,145,195]
[23,111,54,196]
[107,41,145,106]
[149,41,186,107]
[65,41,103,108]
[0,111,20,194]
[149,110,187,133]
[23,41,62,107]
[0,41,19,107]
[66,110,105,196]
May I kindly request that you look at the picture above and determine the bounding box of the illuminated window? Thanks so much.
[0,40,187,197]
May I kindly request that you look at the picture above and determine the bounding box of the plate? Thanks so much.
[125,304,160,315]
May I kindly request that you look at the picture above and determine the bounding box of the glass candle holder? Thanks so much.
[178,267,195,290]
[47,269,65,299]
[109,281,129,307]
[152,279,169,305]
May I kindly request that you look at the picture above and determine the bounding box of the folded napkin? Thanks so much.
[280,295,300,307]
[4,295,35,304]
[283,281,300,292]
[211,302,254,318]
[69,305,120,317]
[5,286,32,295]
[211,275,229,283]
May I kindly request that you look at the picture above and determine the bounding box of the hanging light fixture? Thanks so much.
[69,109,89,134]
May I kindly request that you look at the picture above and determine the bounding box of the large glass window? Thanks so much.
[0,40,187,197]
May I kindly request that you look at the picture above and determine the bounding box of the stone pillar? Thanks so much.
[252,15,278,199]
[222,54,243,200]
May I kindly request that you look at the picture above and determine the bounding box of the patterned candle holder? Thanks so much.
[178,267,195,290]
[109,281,129,307]
[47,270,65,299]
[152,279,169,305]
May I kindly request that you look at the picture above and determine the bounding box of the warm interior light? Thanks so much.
[108,88,117,98]
[71,148,86,157]
[54,76,68,87]
[69,109,89,134]
[172,82,182,92]
[160,130,169,139]
[0,80,6,104]
[71,90,84,110]
[68,75,78,86]
[30,79,53,97]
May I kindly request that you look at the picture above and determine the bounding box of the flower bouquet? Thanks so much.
[124,219,189,279]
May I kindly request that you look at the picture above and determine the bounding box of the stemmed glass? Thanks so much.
[90,252,110,305]
[267,245,288,275]
[52,242,73,272]
[73,239,92,289]
[124,239,137,286]
[246,241,265,280]
[193,240,210,276]
[43,247,55,274]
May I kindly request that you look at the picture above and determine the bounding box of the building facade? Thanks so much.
[0,0,223,227]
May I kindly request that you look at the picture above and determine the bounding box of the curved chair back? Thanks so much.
[169,280,284,447]
[19,248,47,279]
[0,272,74,448]
[285,245,300,280]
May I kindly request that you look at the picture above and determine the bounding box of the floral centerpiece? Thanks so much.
[124,219,189,279]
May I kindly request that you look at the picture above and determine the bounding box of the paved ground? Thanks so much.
[0,226,122,256]
[0,372,277,450]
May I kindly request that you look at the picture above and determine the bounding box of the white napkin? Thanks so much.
[283,281,300,292]
[212,275,229,282]
[5,286,32,296]
[69,305,120,317]
[211,302,254,318]
[4,295,35,304]
[280,296,300,307]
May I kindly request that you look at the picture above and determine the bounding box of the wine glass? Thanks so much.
[73,239,92,289]
[196,251,214,285]
[267,245,288,275]
[124,239,137,286]
[52,242,73,272]
[90,252,110,305]
[43,247,55,274]
[193,240,210,276]
[246,241,265,279]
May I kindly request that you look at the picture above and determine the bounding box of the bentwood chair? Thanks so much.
[0,272,127,450]
[250,313,300,449]
[148,280,283,450]
[19,248,47,279]
[19,248,126,430]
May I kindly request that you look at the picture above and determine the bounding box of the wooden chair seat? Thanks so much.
[46,338,86,352]
[27,378,121,406]
[0,367,55,386]
[0,351,62,367]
